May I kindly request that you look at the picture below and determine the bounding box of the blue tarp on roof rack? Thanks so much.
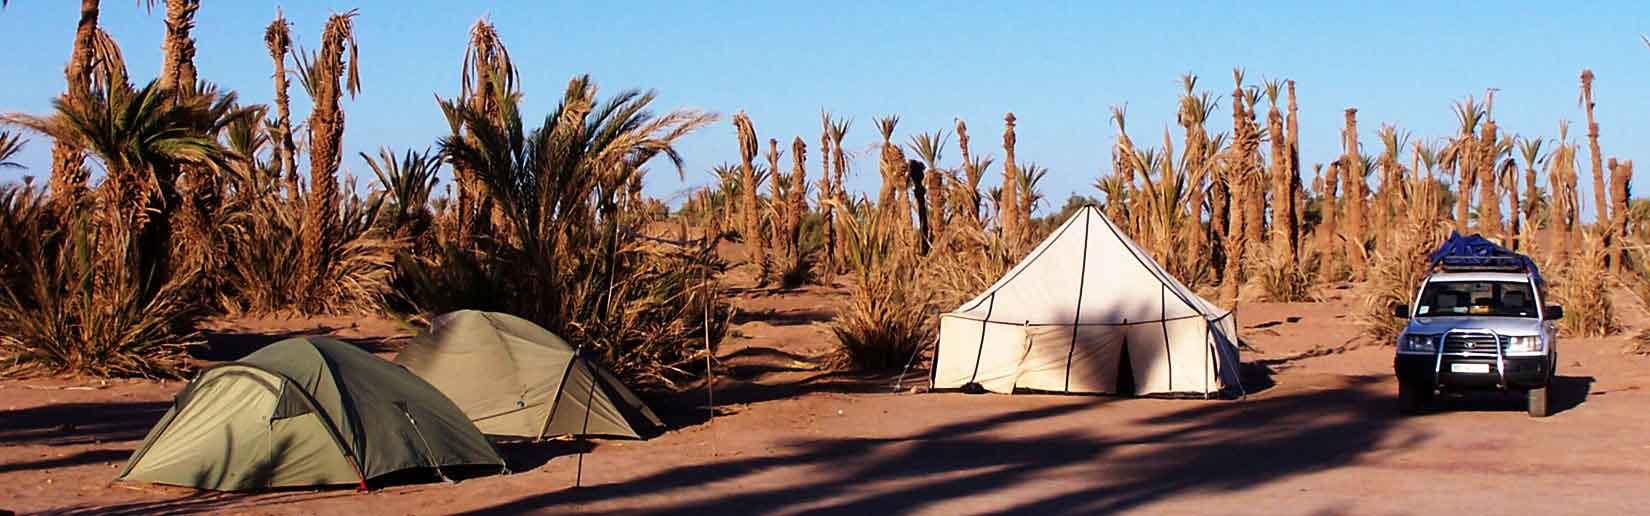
[1426,232,1543,284]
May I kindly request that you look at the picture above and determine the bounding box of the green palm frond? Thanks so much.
[0,131,25,169]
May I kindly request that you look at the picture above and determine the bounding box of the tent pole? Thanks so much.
[1160,284,1172,393]
[893,332,934,393]
[396,401,453,484]
[701,263,717,456]
[574,354,598,489]
[1063,212,1092,392]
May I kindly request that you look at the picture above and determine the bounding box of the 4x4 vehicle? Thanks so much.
[1392,234,1562,417]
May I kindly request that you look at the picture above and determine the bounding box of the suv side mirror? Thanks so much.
[1544,305,1564,320]
[1393,304,1410,319]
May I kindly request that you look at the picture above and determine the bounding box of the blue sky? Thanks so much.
[2,1,1646,217]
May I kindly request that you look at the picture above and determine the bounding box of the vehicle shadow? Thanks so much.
[1427,375,1592,416]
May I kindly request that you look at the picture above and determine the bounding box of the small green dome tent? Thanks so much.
[118,336,505,491]
[395,310,663,440]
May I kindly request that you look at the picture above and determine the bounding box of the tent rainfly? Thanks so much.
[118,336,505,491]
[394,310,663,440]
[931,206,1243,396]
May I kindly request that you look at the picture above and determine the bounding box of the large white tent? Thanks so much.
[931,206,1243,396]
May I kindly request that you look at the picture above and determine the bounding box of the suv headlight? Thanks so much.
[1505,335,1543,354]
[1401,334,1436,352]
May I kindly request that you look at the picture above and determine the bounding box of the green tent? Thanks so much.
[118,336,505,491]
[395,310,663,440]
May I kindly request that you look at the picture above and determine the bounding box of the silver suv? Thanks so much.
[1393,262,1562,417]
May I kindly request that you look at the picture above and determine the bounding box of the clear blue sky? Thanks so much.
[2,1,1646,217]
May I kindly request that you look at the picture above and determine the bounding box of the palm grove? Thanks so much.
[0,3,1644,383]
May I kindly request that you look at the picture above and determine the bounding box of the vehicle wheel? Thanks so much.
[1527,386,1550,418]
[1399,382,1430,414]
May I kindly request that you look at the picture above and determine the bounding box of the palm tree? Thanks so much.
[1608,158,1632,274]
[1547,122,1582,257]
[1376,124,1411,247]
[765,138,784,259]
[263,8,298,202]
[875,115,910,233]
[1263,79,1296,260]
[363,147,440,243]
[908,130,948,247]
[819,112,835,271]
[1175,78,1218,270]
[5,77,238,283]
[1285,80,1303,257]
[787,136,807,269]
[1516,137,1547,243]
[1579,70,1606,230]
[437,74,715,336]
[999,113,1021,244]
[295,11,361,311]
[1443,97,1483,233]
[731,112,766,284]
[1340,107,1366,279]
[0,131,24,169]
[447,17,518,247]
[955,118,982,226]
[1476,98,1505,241]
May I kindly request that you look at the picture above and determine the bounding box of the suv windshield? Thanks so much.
[1416,280,1537,318]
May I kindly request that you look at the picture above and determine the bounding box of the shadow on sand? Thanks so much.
[458,375,1429,515]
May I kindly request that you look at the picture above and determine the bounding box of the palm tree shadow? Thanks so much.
[455,375,1420,515]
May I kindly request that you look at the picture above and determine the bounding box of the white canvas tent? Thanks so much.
[931,206,1243,396]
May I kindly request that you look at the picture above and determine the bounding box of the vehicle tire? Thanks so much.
[1527,386,1550,418]
[1399,382,1429,414]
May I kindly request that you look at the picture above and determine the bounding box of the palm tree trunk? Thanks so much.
[1000,113,1020,244]
[1286,80,1302,260]
[957,118,980,225]
[1268,96,1290,259]
[1506,159,1522,251]
[1581,70,1606,230]
[1476,119,1502,240]
[910,160,930,254]
[1318,163,1340,278]
[264,10,300,203]
[789,137,806,266]
[1609,159,1632,275]
[925,153,944,244]
[830,125,849,271]
[732,113,766,285]
[158,0,200,91]
[766,138,785,261]
[819,116,835,274]
[49,0,101,219]
[1342,108,1366,279]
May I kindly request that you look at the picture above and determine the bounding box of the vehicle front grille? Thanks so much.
[1442,333,1502,355]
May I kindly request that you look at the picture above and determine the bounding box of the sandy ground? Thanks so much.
[5,280,1650,515]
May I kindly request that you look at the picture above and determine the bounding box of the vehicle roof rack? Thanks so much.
[1426,232,1543,283]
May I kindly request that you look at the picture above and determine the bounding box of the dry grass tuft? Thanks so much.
[1255,244,1316,302]
[1355,217,1448,344]
[829,209,934,370]
[1549,234,1617,337]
